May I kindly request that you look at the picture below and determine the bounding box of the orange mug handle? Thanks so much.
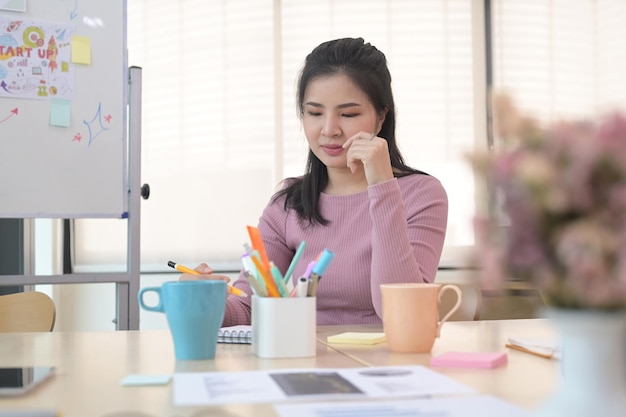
[436,284,463,337]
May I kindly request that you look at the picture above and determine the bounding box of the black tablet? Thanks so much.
[0,367,55,396]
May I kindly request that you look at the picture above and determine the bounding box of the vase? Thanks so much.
[534,308,626,417]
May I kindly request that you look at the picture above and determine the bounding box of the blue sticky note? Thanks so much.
[50,98,71,127]
[120,374,171,386]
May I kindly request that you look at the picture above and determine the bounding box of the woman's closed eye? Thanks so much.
[306,112,358,118]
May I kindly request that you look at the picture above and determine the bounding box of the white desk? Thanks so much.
[0,319,558,416]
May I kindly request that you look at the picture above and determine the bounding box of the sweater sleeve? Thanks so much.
[368,175,448,318]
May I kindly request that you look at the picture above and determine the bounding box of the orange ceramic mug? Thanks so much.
[380,283,462,353]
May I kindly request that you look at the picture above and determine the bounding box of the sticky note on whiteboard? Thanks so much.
[50,98,71,127]
[71,35,91,64]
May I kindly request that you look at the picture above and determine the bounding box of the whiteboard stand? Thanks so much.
[116,66,143,330]
[0,66,145,331]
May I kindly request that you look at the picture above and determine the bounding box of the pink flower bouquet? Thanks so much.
[469,94,626,309]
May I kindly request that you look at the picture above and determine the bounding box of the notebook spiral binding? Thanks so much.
[217,326,252,344]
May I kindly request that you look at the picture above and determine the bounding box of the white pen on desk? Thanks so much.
[307,249,335,297]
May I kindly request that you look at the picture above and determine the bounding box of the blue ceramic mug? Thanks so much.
[138,280,226,360]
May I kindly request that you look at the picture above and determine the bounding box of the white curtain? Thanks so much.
[73,0,477,272]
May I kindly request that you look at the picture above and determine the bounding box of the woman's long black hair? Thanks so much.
[274,37,427,226]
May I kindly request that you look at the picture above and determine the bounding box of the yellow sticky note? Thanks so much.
[71,35,91,64]
[327,332,386,345]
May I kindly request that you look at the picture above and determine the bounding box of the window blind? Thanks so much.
[74,0,477,271]
[492,0,626,121]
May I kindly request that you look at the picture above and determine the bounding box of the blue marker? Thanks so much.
[307,249,335,297]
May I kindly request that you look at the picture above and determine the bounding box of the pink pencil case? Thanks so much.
[430,351,508,369]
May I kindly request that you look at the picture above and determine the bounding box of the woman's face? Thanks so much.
[302,73,381,170]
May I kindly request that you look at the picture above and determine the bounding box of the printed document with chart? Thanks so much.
[173,365,474,406]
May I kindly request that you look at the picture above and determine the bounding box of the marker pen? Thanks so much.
[283,240,306,285]
[246,225,271,272]
[243,270,267,297]
[303,260,316,279]
[241,254,267,296]
[295,276,309,298]
[270,262,289,297]
[241,248,280,297]
[288,260,316,296]
[307,249,335,297]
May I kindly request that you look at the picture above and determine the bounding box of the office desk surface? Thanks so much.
[319,318,559,411]
[0,320,558,416]
[0,329,361,417]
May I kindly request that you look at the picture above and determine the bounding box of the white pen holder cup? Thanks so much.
[251,296,316,359]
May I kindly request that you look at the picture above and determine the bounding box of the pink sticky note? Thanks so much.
[430,351,508,369]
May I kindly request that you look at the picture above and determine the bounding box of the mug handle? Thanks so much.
[137,287,164,312]
[436,284,463,337]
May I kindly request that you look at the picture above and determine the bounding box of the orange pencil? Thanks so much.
[247,225,271,273]
[245,250,280,297]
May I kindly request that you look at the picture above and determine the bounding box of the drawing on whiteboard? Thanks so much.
[0,17,75,99]
[0,106,17,123]
[47,35,58,73]
[69,0,79,21]
[6,20,22,32]
[82,102,110,145]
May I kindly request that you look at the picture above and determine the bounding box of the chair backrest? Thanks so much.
[0,291,56,332]
[437,281,483,321]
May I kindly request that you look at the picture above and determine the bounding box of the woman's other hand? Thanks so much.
[343,131,394,184]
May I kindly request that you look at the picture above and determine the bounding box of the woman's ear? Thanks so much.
[376,107,389,132]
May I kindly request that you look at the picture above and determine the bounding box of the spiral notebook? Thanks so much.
[218,325,252,344]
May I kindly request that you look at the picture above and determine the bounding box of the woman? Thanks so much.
[187,37,448,326]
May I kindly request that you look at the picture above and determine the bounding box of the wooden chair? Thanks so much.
[437,281,483,321]
[0,291,56,332]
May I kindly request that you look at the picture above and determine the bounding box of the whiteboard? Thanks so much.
[0,0,128,218]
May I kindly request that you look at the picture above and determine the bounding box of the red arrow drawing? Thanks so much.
[0,108,18,123]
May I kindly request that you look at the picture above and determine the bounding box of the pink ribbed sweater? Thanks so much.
[223,174,448,326]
